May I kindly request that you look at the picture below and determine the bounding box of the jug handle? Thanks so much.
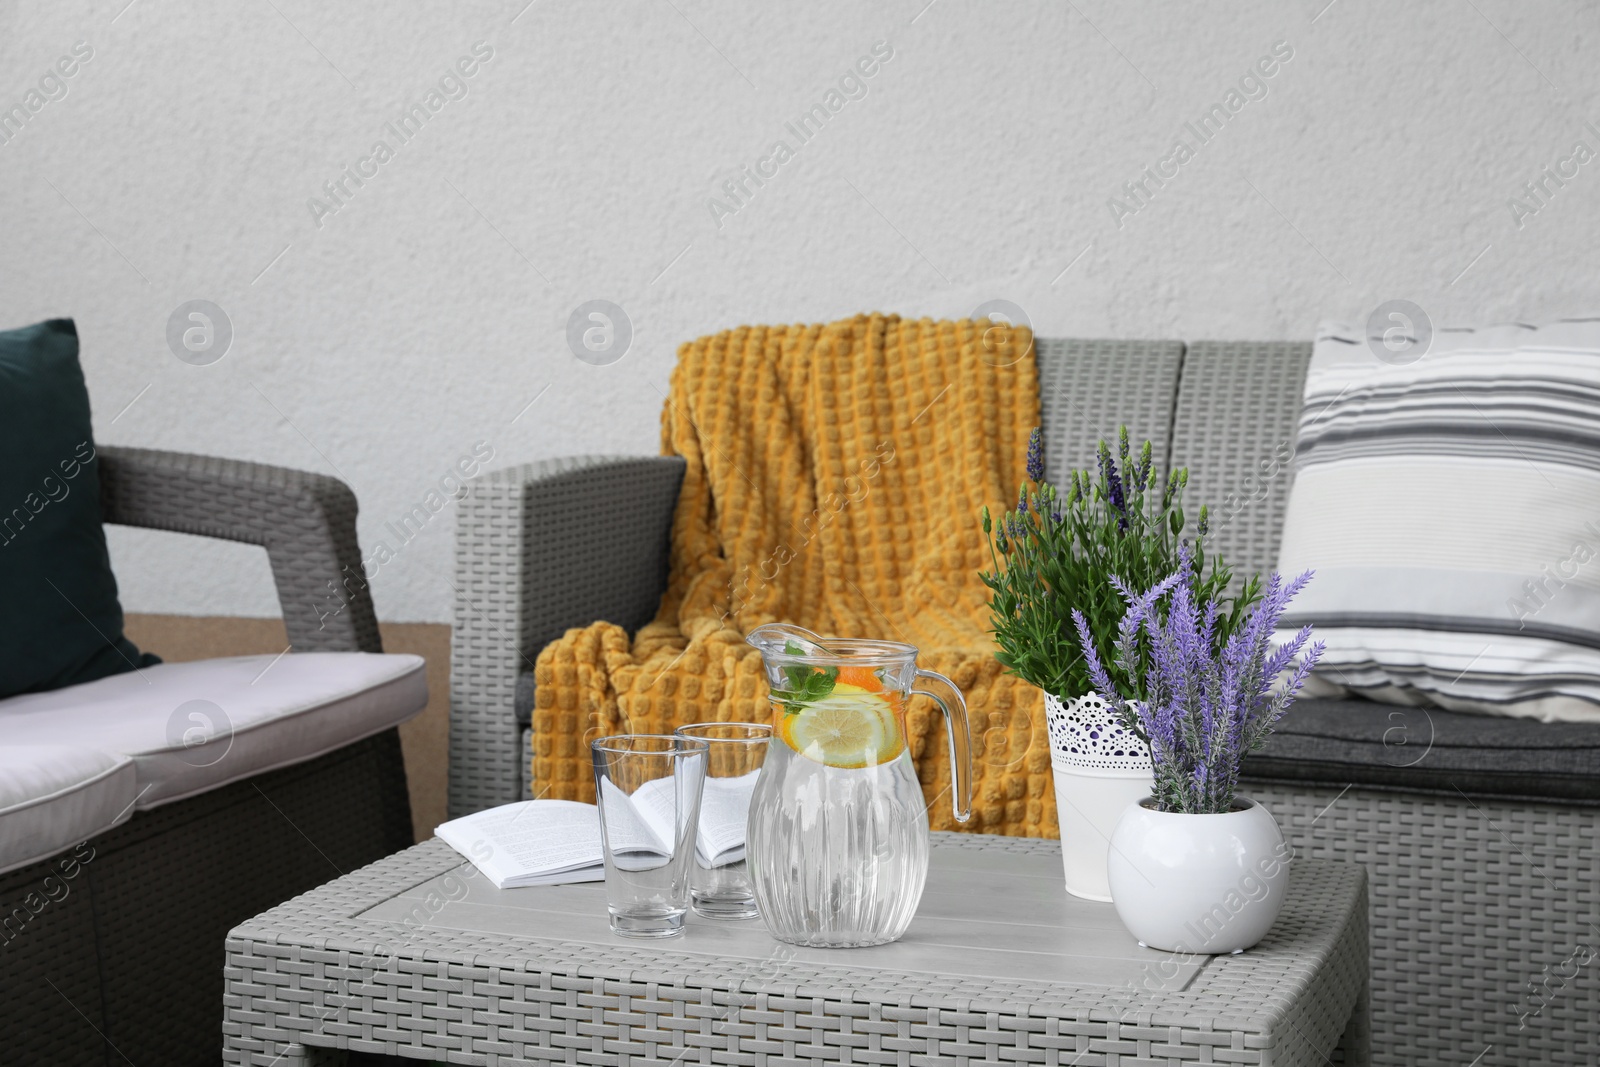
[912,669,972,824]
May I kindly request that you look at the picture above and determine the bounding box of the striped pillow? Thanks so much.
[1277,317,1600,723]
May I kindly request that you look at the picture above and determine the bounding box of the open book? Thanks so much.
[435,771,759,889]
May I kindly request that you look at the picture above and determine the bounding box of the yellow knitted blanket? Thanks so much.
[531,312,1055,836]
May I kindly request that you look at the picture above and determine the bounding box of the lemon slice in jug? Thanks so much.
[780,682,905,768]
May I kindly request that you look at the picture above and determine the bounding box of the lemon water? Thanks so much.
[745,733,930,948]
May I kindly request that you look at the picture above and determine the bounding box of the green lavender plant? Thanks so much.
[979,426,1260,701]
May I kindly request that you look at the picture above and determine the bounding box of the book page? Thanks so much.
[597,776,674,865]
[697,770,760,866]
[510,864,604,887]
[629,770,759,867]
[435,800,606,887]
[624,775,685,857]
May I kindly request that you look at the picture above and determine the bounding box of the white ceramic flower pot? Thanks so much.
[1106,795,1289,954]
[1044,693,1153,902]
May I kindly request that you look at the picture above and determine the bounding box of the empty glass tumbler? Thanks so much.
[590,734,708,938]
[674,722,771,920]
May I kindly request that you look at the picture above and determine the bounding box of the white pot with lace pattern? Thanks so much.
[1045,692,1154,901]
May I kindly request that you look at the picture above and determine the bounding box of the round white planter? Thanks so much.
[1106,796,1289,954]
[1044,693,1153,901]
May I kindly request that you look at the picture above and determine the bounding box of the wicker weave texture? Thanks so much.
[0,730,412,1066]
[99,445,382,653]
[1248,782,1600,1067]
[449,455,685,818]
[1035,337,1185,478]
[0,844,105,1067]
[1167,341,1312,584]
[519,724,533,801]
[223,834,1367,1066]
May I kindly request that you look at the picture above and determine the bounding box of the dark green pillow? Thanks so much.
[0,319,157,698]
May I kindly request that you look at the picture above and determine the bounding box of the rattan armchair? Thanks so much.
[1,447,413,1067]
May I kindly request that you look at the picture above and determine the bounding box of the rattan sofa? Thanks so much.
[1,448,415,1066]
[450,338,1600,1067]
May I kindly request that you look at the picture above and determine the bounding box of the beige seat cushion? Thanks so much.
[0,652,426,809]
[0,744,137,875]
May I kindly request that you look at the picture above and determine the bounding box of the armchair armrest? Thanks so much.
[449,455,685,817]
[97,446,380,654]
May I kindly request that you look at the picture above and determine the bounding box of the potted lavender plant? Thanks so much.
[981,427,1258,900]
[1071,551,1324,954]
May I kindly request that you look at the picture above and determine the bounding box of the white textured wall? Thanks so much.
[2,0,1596,623]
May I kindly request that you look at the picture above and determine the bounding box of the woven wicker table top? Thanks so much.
[224,833,1368,1066]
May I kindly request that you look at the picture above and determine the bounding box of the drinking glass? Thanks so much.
[590,734,708,938]
[674,722,771,920]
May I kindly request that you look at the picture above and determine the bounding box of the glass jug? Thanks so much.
[744,624,972,948]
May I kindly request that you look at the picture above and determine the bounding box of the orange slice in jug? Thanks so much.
[779,681,905,769]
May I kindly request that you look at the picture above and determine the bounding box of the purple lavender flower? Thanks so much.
[1076,557,1324,814]
[1097,442,1128,530]
[1026,426,1045,482]
[1071,609,1117,701]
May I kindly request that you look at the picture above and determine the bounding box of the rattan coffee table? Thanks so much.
[223,833,1368,1066]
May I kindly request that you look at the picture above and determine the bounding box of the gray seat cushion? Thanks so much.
[1244,697,1600,804]
[521,684,1600,804]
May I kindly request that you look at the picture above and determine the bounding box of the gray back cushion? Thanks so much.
[1035,338,1185,481]
[1169,340,1313,584]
